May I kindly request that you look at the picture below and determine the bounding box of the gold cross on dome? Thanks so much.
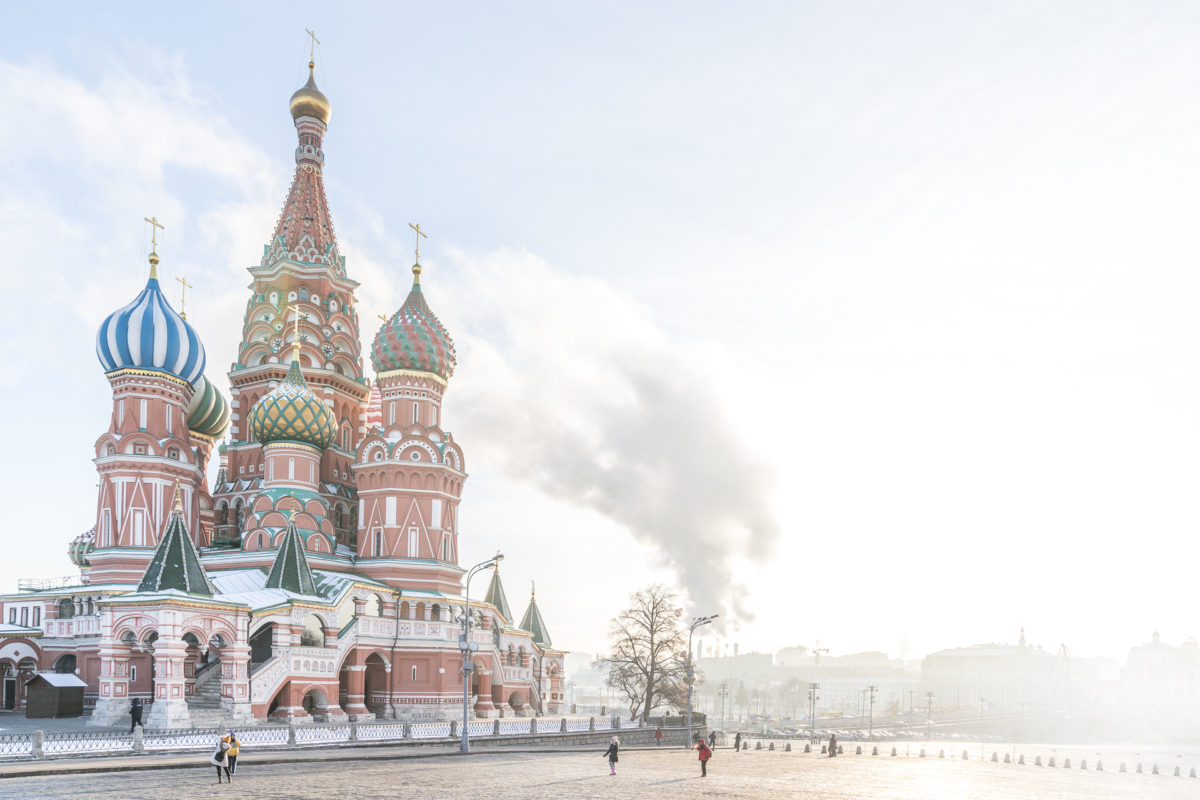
[305,28,320,61]
[409,222,427,263]
[144,216,164,252]
[176,276,193,319]
[285,302,308,356]
[378,314,388,323]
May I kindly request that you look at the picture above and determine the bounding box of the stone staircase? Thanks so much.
[186,664,230,727]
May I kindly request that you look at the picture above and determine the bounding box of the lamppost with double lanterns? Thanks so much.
[458,552,503,753]
[684,614,718,748]
[808,682,820,741]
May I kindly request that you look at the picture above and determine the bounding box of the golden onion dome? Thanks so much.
[290,61,331,124]
[249,358,336,450]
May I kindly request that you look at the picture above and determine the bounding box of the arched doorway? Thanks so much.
[364,653,388,717]
[249,623,274,666]
[53,654,76,674]
[301,688,328,717]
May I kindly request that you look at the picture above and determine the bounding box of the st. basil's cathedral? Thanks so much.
[0,58,564,728]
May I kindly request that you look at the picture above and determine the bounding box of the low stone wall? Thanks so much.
[478,726,696,749]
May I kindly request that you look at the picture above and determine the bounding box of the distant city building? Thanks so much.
[921,631,1060,710]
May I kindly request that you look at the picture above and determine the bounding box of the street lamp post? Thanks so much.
[718,682,729,728]
[808,682,820,742]
[458,553,503,753]
[926,691,935,726]
[684,614,718,749]
[867,685,877,739]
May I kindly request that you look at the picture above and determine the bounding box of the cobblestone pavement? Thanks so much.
[3,748,1199,800]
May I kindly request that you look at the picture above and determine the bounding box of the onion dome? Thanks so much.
[95,252,206,386]
[372,266,457,379]
[187,375,231,439]
[290,61,331,124]
[68,528,95,569]
[249,358,336,449]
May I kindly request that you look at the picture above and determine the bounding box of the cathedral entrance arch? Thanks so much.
[53,654,76,674]
[249,623,274,666]
[364,653,388,716]
[301,688,328,716]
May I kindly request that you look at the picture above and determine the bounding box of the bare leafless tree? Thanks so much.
[598,584,689,722]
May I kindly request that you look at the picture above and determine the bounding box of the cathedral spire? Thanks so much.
[137,481,216,596]
[263,53,342,272]
[265,504,318,596]
[519,583,552,648]
[483,564,513,622]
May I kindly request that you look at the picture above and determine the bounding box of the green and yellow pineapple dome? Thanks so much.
[187,375,231,440]
[249,359,336,449]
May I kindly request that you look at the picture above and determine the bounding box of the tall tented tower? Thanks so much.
[352,253,466,593]
[214,60,369,550]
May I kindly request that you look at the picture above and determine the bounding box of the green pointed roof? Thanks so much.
[519,583,552,648]
[265,513,318,596]
[138,490,216,596]
[483,566,513,622]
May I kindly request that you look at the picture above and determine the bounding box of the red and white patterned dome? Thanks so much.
[371,275,456,380]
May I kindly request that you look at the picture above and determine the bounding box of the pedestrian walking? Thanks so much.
[224,731,241,775]
[603,735,620,775]
[708,730,717,749]
[211,734,232,783]
[734,731,742,752]
[697,738,713,777]
[128,697,143,733]
[655,726,663,746]
[828,732,838,758]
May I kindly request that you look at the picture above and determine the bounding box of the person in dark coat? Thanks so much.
[697,738,713,777]
[603,735,620,775]
[128,697,143,733]
[734,731,742,752]
[708,730,717,749]
[828,732,838,757]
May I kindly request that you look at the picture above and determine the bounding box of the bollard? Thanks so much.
[32,730,44,759]
[919,748,926,758]
[530,718,537,735]
[403,722,413,740]
[838,745,843,754]
[450,720,458,738]
[495,719,503,736]
[1152,763,1158,775]
[742,741,749,751]
[288,724,297,746]
[1035,756,1042,766]
[804,743,811,753]
[873,746,879,756]
[891,747,898,757]
[588,717,594,732]
[938,749,945,759]
[1003,753,1010,764]
[613,716,621,730]
[1174,766,1181,777]
[132,726,143,754]
[757,741,763,751]
[769,742,775,751]
[962,750,968,760]
[349,722,358,743]
[992,752,998,763]
[785,742,792,752]
[856,746,862,755]
[1065,758,1072,768]
[1018,754,1025,765]
[560,718,568,733]
[1048,757,1055,767]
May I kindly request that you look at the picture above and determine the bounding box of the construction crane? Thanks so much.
[812,641,830,666]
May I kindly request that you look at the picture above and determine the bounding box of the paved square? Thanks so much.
[2,748,1197,800]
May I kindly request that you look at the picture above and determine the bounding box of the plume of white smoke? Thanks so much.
[442,249,779,625]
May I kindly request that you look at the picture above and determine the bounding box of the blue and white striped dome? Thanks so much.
[96,272,206,386]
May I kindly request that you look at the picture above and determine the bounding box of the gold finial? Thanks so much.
[144,216,165,279]
[378,314,388,323]
[172,479,183,515]
[289,494,300,520]
[408,222,427,282]
[305,28,320,63]
[285,302,308,358]
[175,275,193,319]
[531,580,535,600]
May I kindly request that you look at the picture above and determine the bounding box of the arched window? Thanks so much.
[365,594,382,616]
[412,402,419,424]
[56,598,74,620]
[300,615,325,647]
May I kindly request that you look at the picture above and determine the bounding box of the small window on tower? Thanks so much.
[373,529,382,557]
[411,665,417,681]
[167,448,180,461]
[7,609,15,624]
[134,444,147,455]
[106,444,115,456]
[130,665,137,684]
[412,402,419,424]
[32,607,40,627]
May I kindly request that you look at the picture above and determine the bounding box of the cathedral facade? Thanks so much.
[0,60,564,728]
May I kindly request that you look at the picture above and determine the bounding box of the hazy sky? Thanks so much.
[2,1,1199,663]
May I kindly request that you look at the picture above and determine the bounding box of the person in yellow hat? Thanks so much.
[223,731,241,776]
